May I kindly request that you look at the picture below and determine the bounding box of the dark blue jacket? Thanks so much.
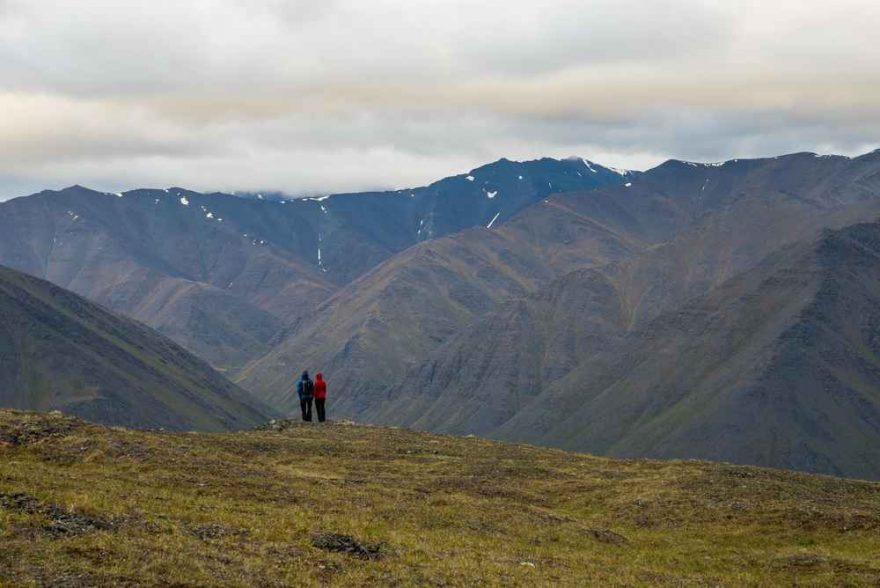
[297,375,314,400]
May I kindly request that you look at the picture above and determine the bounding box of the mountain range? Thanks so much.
[2,150,880,478]
[0,157,630,373]
[361,152,880,424]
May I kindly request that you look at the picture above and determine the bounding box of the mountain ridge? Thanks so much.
[0,157,632,372]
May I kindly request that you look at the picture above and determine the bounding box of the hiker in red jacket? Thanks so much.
[314,373,328,423]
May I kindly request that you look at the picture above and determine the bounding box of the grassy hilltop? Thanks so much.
[1,410,879,586]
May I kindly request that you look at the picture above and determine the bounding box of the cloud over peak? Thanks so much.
[1,0,878,198]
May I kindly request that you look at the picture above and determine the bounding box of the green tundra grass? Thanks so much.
[1,409,879,586]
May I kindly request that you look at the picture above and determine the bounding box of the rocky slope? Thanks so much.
[0,265,271,431]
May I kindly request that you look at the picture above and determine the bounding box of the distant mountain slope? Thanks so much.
[237,227,573,413]
[298,156,635,283]
[236,182,657,414]
[365,267,631,434]
[367,152,880,439]
[242,151,880,420]
[0,158,630,371]
[0,265,271,431]
[0,186,333,372]
[494,221,880,479]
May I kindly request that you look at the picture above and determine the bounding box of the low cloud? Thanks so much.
[1,0,878,198]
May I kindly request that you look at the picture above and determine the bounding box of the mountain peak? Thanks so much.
[58,184,100,194]
[661,159,726,169]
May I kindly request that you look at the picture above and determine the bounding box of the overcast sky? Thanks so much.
[1,0,879,199]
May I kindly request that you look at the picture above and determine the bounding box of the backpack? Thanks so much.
[304,378,315,398]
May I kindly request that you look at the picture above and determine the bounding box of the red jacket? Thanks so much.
[314,374,327,400]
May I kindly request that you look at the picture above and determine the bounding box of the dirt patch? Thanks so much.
[773,553,829,569]
[262,543,307,560]
[187,523,250,541]
[0,492,43,513]
[422,475,546,504]
[584,528,629,545]
[311,532,386,559]
[0,416,79,447]
[527,507,578,525]
[257,419,316,433]
[0,491,113,538]
[62,545,115,567]
[787,507,880,533]
[43,505,113,538]
[315,559,345,582]
[30,570,102,588]
[770,552,878,575]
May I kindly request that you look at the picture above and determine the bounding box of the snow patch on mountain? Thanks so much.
[682,160,725,168]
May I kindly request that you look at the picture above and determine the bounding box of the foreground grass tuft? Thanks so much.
[1,410,880,586]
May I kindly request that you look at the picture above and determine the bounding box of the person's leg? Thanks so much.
[316,399,325,422]
[300,399,308,421]
[306,398,313,421]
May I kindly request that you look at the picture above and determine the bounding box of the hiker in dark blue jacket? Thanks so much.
[297,371,314,422]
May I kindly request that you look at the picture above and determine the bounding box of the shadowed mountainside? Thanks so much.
[493,221,880,480]
[0,265,271,431]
